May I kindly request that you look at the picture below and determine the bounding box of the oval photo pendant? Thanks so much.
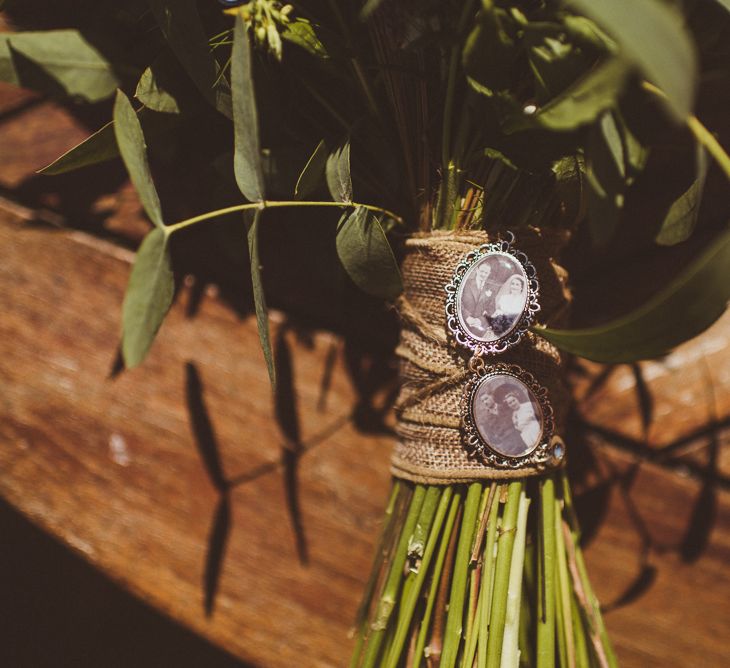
[462,364,555,467]
[445,233,539,355]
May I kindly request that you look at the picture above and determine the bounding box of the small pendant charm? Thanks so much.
[445,231,540,356]
[462,363,556,468]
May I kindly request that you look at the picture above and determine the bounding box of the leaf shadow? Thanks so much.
[186,362,226,493]
[185,361,230,617]
[679,357,721,563]
[630,363,654,441]
[274,324,308,564]
[203,494,231,618]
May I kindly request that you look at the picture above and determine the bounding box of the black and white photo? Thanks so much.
[456,253,528,343]
[471,374,543,458]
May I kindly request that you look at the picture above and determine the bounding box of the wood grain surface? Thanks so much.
[1,93,729,667]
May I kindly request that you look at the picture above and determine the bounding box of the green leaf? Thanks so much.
[121,227,174,368]
[148,0,232,117]
[586,111,626,246]
[39,119,118,175]
[539,227,730,362]
[244,209,276,390]
[281,18,328,58]
[483,147,518,171]
[295,139,328,198]
[136,66,179,113]
[510,57,630,132]
[560,16,616,53]
[360,0,386,19]
[336,206,403,300]
[569,0,698,120]
[655,144,709,246]
[134,50,197,114]
[0,37,15,85]
[0,30,118,102]
[232,16,265,202]
[113,90,165,228]
[326,141,352,203]
[524,24,593,104]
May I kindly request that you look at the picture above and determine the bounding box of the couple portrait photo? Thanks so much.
[457,253,529,343]
[472,375,543,458]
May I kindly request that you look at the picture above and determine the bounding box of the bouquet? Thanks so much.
[2,0,729,665]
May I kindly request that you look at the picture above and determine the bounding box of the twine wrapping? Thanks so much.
[391,229,572,484]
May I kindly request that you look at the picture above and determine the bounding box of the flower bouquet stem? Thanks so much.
[351,471,617,667]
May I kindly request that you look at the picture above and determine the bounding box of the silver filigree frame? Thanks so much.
[462,363,555,469]
[444,232,540,356]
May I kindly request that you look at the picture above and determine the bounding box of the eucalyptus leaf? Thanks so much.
[524,25,592,103]
[113,90,165,228]
[586,111,626,246]
[295,139,328,198]
[121,227,174,368]
[148,0,232,118]
[282,18,328,58]
[0,30,118,102]
[336,206,403,300]
[570,0,698,120]
[509,57,630,132]
[539,227,730,362]
[619,112,649,176]
[560,16,616,53]
[0,37,15,85]
[656,144,709,246]
[39,119,118,175]
[326,141,352,203]
[136,69,179,114]
[135,51,193,114]
[245,209,276,391]
[232,16,265,203]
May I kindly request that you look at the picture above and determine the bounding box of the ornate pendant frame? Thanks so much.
[444,232,540,356]
[462,363,556,469]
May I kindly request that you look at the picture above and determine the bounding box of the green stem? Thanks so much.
[537,476,556,668]
[361,484,427,667]
[441,482,483,667]
[350,481,403,667]
[642,81,730,180]
[384,487,453,667]
[413,491,462,665]
[520,539,537,668]
[463,484,496,662]
[485,480,523,666]
[477,484,502,668]
[570,581,591,668]
[687,115,730,180]
[560,473,617,668]
[408,486,444,562]
[165,200,405,235]
[500,488,530,668]
[554,497,572,668]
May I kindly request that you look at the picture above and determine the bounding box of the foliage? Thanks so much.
[3,3,728,665]
[4,0,727,370]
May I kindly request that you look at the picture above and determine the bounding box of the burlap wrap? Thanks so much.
[391,228,572,484]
